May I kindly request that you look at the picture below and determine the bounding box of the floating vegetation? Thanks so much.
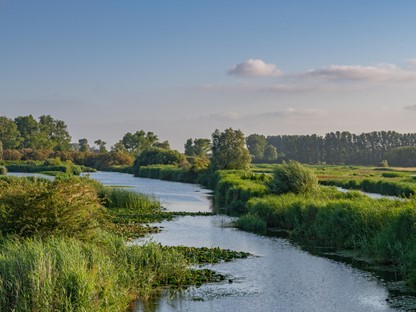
[165,246,251,264]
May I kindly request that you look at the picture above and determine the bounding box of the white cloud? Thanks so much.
[296,64,416,82]
[227,59,283,77]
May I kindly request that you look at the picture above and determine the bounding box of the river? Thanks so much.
[75,171,408,312]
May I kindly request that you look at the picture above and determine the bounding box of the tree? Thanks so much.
[153,140,170,150]
[78,138,90,152]
[14,115,40,149]
[0,116,21,149]
[120,130,158,154]
[263,145,278,162]
[246,134,267,160]
[94,139,108,153]
[184,138,211,157]
[38,115,71,151]
[211,128,251,170]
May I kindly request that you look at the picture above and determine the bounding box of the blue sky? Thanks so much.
[1,0,416,150]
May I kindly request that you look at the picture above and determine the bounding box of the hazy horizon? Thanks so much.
[1,1,416,150]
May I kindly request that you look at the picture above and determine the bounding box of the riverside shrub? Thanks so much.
[0,176,102,239]
[271,161,318,194]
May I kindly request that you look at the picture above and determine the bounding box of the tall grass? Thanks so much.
[100,188,161,213]
[0,235,197,312]
[244,189,416,287]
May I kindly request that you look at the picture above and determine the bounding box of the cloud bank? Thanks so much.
[298,64,416,82]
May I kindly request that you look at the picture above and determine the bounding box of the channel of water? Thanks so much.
[84,172,408,312]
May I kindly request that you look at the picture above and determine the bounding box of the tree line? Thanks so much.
[248,131,416,166]
[1,114,416,168]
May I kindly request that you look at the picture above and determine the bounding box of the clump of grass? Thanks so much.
[101,188,161,213]
[235,214,267,234]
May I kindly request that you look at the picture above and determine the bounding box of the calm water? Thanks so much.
[84,171,401,312]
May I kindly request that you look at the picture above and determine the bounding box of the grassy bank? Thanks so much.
[0,176,248,311]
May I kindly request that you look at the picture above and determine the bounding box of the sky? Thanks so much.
[1,0,416,150]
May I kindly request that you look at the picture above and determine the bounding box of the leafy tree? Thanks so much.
[263,144,278,162]
[14,115,39,149]
[184,138,211,157]
[94,139,108,153]
[270,161,318,194]
[153,140,170,150]
[246,134,267,160]
[211,128,251,170]
[0,116,21,149]
[78,138,90,152]
[120,130,158,154]
[38,115,71,151]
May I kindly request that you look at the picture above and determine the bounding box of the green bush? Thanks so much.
[270,161,318,194]
[0,176,102,239]
[0,166,6,175]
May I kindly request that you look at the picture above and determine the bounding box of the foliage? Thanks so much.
[133,148,185,171]
[78,138,90,152]
[184,138,211,157]
[0,116,21,149]
[120,130,158,154]
[211,128,251,170]
[266,131,416,165]
[385,146,416,167]
[0,176,102,239]
[246,134,267,160]
[212,170,270,213]
[270,161,318,194]
[263,144,278,162]
[14,115,71,151]
[0,166,7,175]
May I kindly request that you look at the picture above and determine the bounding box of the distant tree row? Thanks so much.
[247,131,416,166]
[0,115,71,151]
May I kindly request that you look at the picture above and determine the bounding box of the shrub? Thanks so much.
[270,161,318,194]
[0,166,6,175]
[0,176,103,239]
